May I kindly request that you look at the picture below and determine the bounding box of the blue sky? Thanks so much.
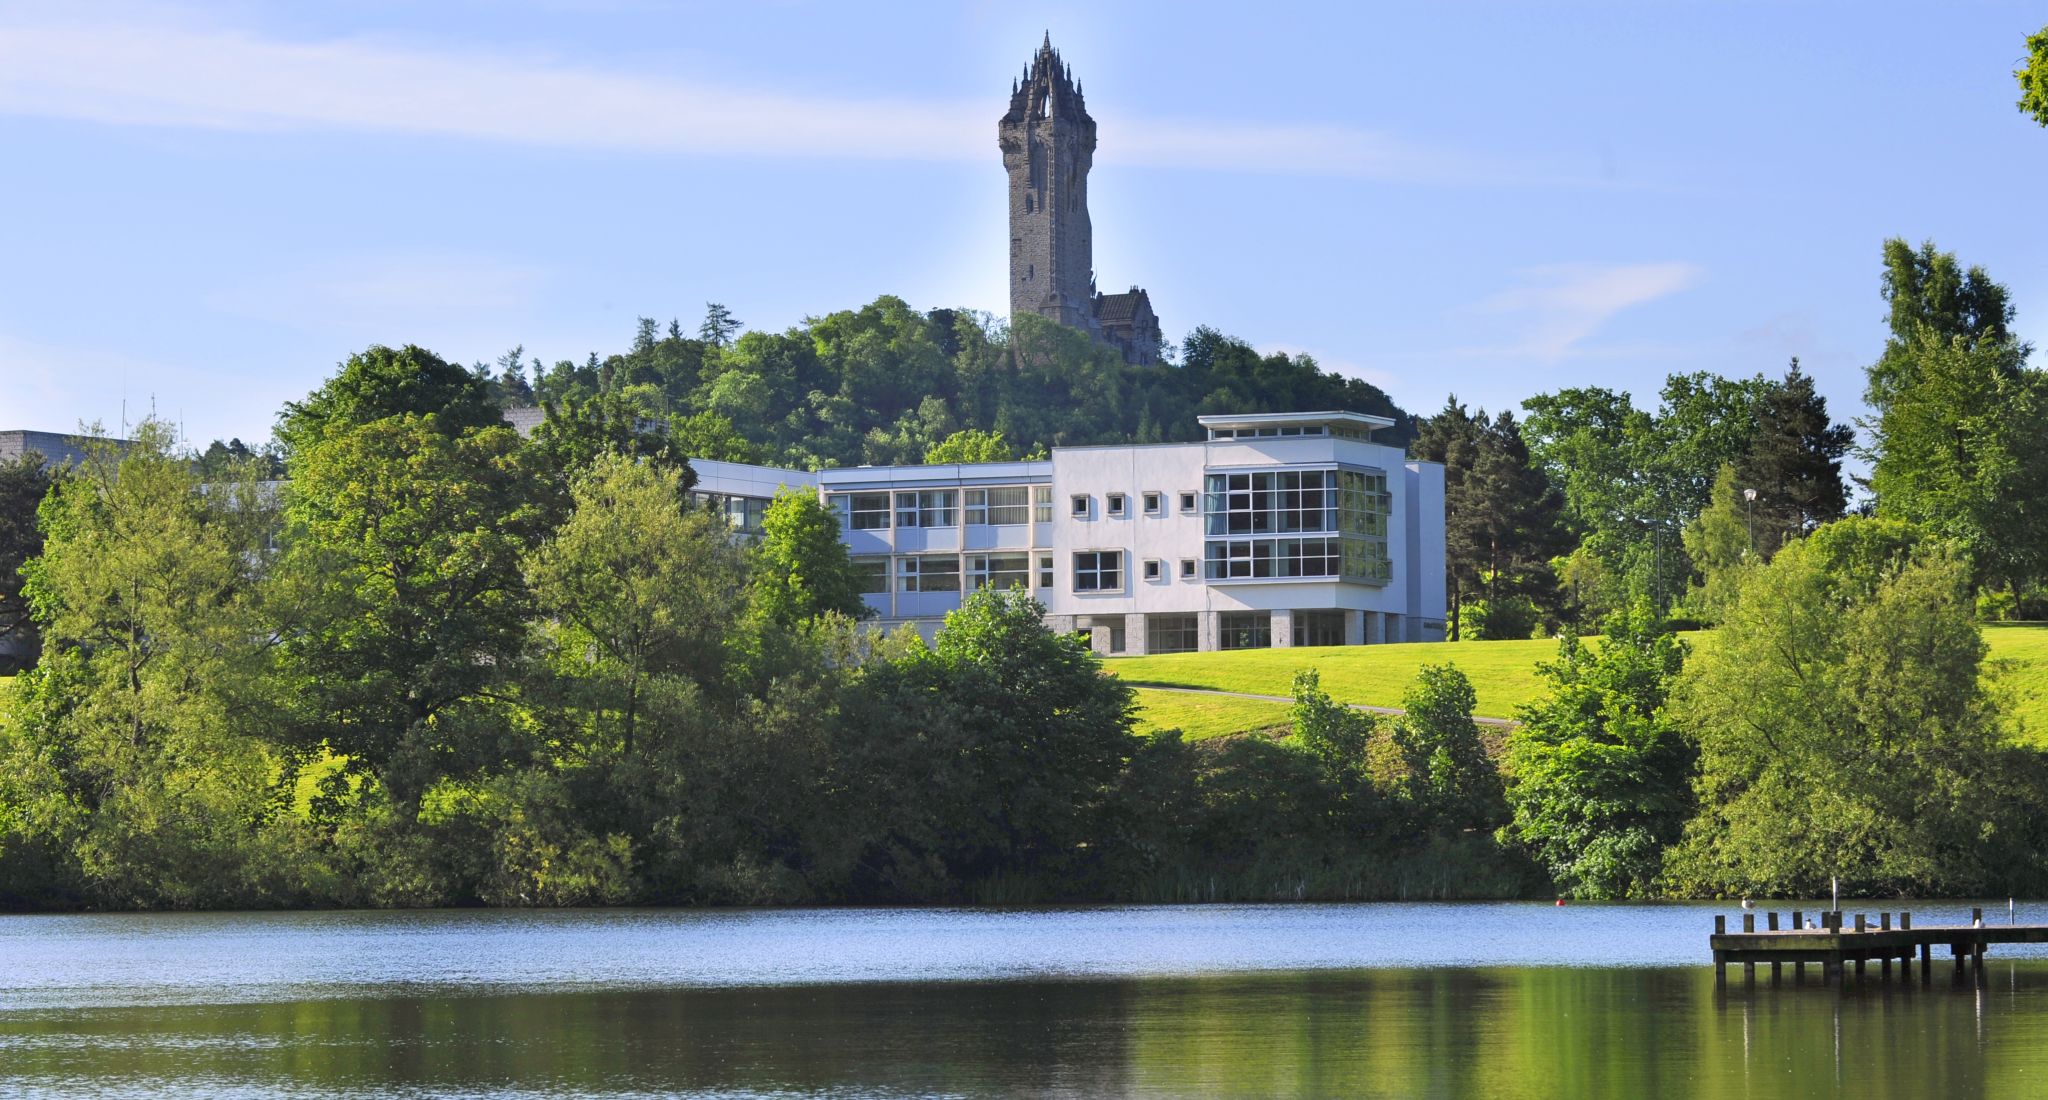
[4,1,2047,454]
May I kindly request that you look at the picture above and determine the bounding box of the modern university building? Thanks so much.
[686,410,1447,655]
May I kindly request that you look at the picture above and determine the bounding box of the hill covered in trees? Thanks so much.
[491,297,1413,470]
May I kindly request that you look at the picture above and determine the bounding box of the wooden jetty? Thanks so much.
[1710,907,2048,987]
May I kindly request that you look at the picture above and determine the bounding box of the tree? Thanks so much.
[924,429,1017,465]
[1864,238,2020,417]
[0,452,55,670]
[1679,465,1751,622]
[1388,664,1504,834]
[271,415,540,801]
[1500,605,1692,898]
[276,344,503,454]
[2019,24,2048,127]
[700,302,742,347]
[1866,325,2048,591]
[1732,360,1851,555]
[7,422,297,906]
[1412,402,1563,638]
[1668,520,2048,895]
[526,453,745,755]
[747,487,870,628]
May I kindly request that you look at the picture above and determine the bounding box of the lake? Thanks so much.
[4,902,2047,1097]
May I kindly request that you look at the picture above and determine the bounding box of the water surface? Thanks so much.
[4,903,2044,1097]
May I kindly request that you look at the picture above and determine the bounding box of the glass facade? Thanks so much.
[1202,468,1391,583]
[1293,610,1347,647]
[897,555,960,592]
[1146,614,1199,654]
[1220,611,1272,650]
[967,552,1031,591]
[965,487,1030,526]
[895,490,957,528]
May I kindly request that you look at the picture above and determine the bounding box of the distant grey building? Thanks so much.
[0,429,129,469]
[1000,35,1163,365]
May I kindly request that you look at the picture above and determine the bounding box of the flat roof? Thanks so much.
[1195,411,1397,431]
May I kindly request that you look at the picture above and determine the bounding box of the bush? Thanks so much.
[1459,595,1542,640]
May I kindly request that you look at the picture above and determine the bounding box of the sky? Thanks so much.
[4,0,2047,454]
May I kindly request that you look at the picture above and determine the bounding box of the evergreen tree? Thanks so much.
[1865,238,2021,416]
[699,302,742,347]
[1412,401,1563,638]
[1732,359,1851,555]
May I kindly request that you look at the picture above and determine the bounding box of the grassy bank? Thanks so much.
[1118,623,2048,743]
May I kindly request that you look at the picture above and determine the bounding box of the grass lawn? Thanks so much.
[1110,637,1564,722]
[1116,624,2048,744]
[1130,687,1291,741]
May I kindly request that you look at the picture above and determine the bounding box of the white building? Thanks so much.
[691,411,1446,654]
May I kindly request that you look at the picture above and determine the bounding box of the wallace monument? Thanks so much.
[1000,35,1163,365]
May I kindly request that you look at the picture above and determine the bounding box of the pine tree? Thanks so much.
[700,302,741,347]
[1732,360,1851,555]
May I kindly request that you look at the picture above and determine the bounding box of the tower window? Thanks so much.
[1025,194,1034,214]
[1026,264,1033,282]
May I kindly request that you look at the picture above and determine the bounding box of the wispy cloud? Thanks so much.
[1459,261,1703,361]
[0,16,1580,185]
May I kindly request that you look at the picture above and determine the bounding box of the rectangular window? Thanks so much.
[1179,491,1197,515]
[1071,494,1090,518]
[1034,486,1053,523]
[851,557,890,594]
[897,555,960,593]
[1198,467,1392,584]
[967,552,1031,591]
[1107,493,1127,517]
[965,486,1031,526]
[1293,610,1347,647]
[1146,614,1200,654]
[1180,558,1197,579]
[1037,554,1054,588]
[836,493,891,530]
[1073,550,1123,593]
[895,490,957,529]
[1220,611,1272,650]
[1142,492,1162,515]
[1143,558,1162,581]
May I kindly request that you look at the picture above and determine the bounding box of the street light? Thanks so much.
[1742,488,1758,555]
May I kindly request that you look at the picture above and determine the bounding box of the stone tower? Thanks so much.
[1000,34,1098,332]
[999,36,1161,365]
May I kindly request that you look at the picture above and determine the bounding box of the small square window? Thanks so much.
[1179,558,1197,579]
[1037,554,1054,588]
[1179,491,1198,514]
[1107,493,1127,517]
[1143,492,1162,515]
[1143,559,1162,581]
[1071,494,1090,518]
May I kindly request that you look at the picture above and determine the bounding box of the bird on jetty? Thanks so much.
[1740,898,1755,912]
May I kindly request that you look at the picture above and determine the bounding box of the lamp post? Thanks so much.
[1742,488,1758,556]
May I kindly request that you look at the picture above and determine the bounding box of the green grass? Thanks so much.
[1110,638,1562,722]
[1116,624,2048,744]
[1130,687,1291,741]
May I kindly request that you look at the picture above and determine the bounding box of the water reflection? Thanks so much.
[6,906,2048,1097]
[8,966,2048,1097]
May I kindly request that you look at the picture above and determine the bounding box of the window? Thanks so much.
[1199,468,1392,584]
[1180,558,1197,579]
[1037,554,1054,588]
[1220,611,1272,650]
[898,555,960,592]
[835,493,891,531]
[965,487,1030,526]
[851,557,890,595]
[967,552,1030,591]
[895,490,957,528]
[1143,558,1162,581]
[1034,486,1053,523]
[1293,610,1347,647]
[1107,493,1127,518]
[1071,494,1091,518]
[1142,492,1162,516]
[1146,614,1199,655]
[1073,550,1123,593]
[1179,491,1198,515]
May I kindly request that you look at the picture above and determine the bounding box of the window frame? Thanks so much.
[1106,493,1127,518]
[1142,491,1162,516]
[1143,558,1163,581]
[966,552,1031,591]
[1070,494,1091,519]
[965,486,1031,527]
[897,554,961,593]
[1072,550,1124,594]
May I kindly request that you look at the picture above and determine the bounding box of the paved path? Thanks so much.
[1125,682,1520,728]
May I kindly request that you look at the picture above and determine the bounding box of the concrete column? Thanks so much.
[1088,624,1113,656]
[1370,612,1387,645]
[1045,614,1077,637]
[1385,613,1404,643]
[1197,610,1221,652]
[1344,610,1365,646]
[1124,613,1149,656]
[1270,608,1295,648]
